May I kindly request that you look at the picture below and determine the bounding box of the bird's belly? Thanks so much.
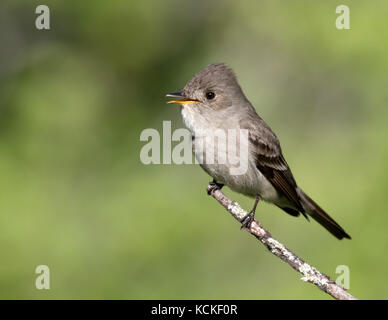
[207,163,279,202]
[194,138,279,201]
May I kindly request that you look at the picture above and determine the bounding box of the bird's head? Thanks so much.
[167,63,245,112]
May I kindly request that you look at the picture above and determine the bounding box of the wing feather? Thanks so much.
[248,131,305,214]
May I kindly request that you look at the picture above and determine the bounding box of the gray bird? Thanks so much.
[167,63,350,240]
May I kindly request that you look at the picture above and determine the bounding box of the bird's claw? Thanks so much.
[207,181,224,195]
[241,211,255,229]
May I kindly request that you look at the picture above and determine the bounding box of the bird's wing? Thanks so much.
[248,130,305,214]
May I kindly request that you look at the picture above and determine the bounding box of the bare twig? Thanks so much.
[207,184,357,300]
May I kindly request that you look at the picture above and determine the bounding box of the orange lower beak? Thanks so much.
[167,98,199,105]
[166,92,199,106]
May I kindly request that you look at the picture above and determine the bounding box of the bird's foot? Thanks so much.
[207,180,224,195]
[241,195,260,229]
[241,211,255,229]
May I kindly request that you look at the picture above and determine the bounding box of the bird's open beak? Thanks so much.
[166,92,199,106]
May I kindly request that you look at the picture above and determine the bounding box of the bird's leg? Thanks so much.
[207,179,224,195]
[241,195,261,229]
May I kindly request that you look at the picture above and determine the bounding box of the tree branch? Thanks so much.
[207,184,357,300]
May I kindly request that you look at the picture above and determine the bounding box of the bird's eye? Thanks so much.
[206,91,215,100]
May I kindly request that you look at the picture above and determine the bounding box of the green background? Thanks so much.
[0,0,386,299]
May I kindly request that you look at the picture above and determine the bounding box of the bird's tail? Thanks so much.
[297,188,351,240]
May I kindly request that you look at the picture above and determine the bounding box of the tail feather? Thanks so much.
[297,188,351,240]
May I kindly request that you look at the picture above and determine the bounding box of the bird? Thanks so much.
[166,63,351,240]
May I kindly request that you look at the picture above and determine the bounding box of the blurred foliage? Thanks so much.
[0,0,387,299]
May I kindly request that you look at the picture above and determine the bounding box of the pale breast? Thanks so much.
[181,106,280,202]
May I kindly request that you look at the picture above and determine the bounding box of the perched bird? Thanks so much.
[167,63,350,240]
